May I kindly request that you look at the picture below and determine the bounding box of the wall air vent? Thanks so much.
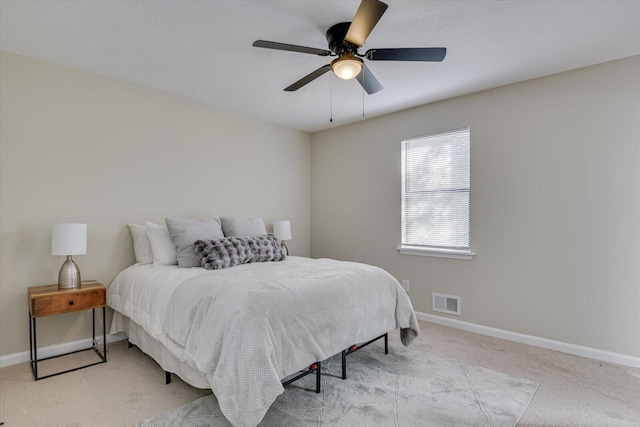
[433,293,461,316]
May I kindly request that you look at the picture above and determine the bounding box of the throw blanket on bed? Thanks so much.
[162,257,419,427]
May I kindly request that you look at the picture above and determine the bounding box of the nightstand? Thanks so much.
[28,280,107,380]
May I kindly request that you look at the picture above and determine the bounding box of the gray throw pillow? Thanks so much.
[165,218,225,268]
[245,234,286,263]
[194,234,285,270]
[220,216,267,237]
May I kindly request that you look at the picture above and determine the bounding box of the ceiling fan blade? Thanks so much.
[344,0,389,47]
[284,64,332,91]
[365,47,447,62]
[253,40,331,56]
[355,64,383,94]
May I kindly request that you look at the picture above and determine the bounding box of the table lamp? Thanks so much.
[273,220,292,255]
[52,223,87,289]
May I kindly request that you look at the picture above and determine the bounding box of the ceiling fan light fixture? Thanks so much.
[331,54,363,80]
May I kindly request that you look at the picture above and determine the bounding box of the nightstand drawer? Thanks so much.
[29,281,106,318]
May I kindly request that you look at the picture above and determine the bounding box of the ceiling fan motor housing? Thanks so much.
[326,22,358,55]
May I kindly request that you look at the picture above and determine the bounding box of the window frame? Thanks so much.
[398,127,475,260]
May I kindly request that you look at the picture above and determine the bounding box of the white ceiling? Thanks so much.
[1,1,639,133]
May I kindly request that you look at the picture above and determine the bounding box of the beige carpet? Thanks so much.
[1,320,639,426]
[137,342,539,426]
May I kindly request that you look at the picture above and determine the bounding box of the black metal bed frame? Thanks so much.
[341,332,388,379]
[282,361,322,393]
[127,331,388,392]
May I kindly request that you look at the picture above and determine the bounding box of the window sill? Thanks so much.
[397,246,475,260]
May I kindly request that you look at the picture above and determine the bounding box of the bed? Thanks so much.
[107,255,419,427]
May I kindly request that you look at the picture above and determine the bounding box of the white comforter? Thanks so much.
[108,256,419,427]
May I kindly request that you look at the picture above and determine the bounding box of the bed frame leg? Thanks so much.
[165,371,171,384]
[384,333,388,354]
[127,341,133,348]
[342,332,389,380]
[315,361,321,393]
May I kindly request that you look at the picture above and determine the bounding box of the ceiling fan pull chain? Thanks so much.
[330,73,333,123]
[362,70,365,118]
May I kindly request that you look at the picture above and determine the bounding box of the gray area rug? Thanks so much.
[138,342,538,426]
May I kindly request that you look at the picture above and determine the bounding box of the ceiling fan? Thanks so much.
[253,0,446,95]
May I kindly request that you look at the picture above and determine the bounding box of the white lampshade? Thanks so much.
[52,223,87,256]
[273,220,292,241]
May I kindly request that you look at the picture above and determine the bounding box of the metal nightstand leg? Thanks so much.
[103,306,107,362]
[91,307,107,362]
[29,307,107,381]
[29,313,38,379]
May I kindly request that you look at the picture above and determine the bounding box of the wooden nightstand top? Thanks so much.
[28,280,106,318]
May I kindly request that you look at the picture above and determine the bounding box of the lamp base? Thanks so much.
[281,241,289,256]
[58,255,81,289]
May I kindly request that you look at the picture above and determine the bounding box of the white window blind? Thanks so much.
[401,128,471,255]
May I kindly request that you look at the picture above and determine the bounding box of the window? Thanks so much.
[399,128,474,260]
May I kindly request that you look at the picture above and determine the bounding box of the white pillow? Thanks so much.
[127,224,153,264]
[220,216,267,237]
[165,218,225,268]
[146,221,178,266]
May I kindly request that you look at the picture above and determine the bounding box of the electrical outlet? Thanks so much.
[401,280,410,293]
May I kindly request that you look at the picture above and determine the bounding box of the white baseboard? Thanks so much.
[416,311,640,369]
[4,317,638,370]
[0,332,128,369]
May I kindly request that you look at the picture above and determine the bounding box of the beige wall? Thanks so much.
[311,56,640,358]
[0,52,311,356]
[2,50,638,361]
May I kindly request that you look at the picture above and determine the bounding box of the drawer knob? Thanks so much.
[69,301,74,306]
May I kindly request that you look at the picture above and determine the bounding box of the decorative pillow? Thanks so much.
[146,221,178,266]
[245,234,286,263]
[194,236,253,270]
[194,234,285,270]
[220,216,267,237]
[128,224,153,264]
[165,218,225,268]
